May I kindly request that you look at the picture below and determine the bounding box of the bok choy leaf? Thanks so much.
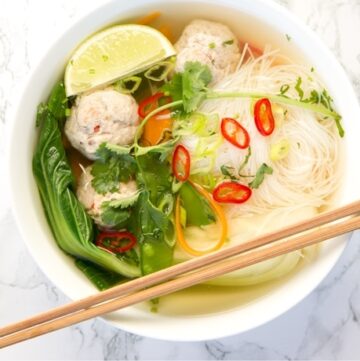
[32,83,140,278]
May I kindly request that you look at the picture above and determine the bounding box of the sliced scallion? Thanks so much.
[270,139,290,161]
[144,61,175,82]
[114,76,142,94]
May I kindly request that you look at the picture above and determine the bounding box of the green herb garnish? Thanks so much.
[249,163,273,189]
[295,77,304,100]
[221,165,238,180]
[144,60,175,82]
[279,84,290,96]
[222,39,234,46]
[162,61,212,113]
[114,76,142,94]
[91,144,137,195]
[100,208,131,229]
[239,147,252,173]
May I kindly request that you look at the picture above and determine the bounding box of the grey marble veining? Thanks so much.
[1,0,360,359]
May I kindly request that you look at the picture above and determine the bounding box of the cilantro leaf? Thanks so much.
[279,84,290,97]
[162,72,183,102]
[102,192,140,209]
[126,153,175,275]
[182,62,212,112]
[129,191,174,275]
[307,90,319,104]
[162,61,212,113]
[238,147,252,173]
[100,192,139,229]
[249,163,273,189]
[295,77,304,100]
[290,78,344,137]
[222,39,234,46]
[136,152,174,205]
[101,142,132,155]
[100,207,131,229]
[135,137,179,162]
[221,148,252,181]
[320,89,334,111]
[142,195,170,231]
[91,144,137,195]
[220,165,238,180]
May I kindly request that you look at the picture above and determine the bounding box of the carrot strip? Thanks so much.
[157,24,174,42]
[175,182,228,257]
[141,111,172,145]
[136,11,162,25]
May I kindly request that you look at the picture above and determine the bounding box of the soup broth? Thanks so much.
[36,2,344,319]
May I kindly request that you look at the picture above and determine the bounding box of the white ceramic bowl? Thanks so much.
[7,0,360,341]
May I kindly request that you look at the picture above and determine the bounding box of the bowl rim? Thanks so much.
[6,0,360,341]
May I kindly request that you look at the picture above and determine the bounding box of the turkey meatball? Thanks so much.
[175,19,241,84]
[77,166,138,228]
[65,88,139,159]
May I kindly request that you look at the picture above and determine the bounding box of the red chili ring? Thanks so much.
[254,98,275,136]
[95,231,137,254]
[138,92,164,118]
[138,92,172,121]
[172,144,191,182]
[213,181,252,204]
[221,117,250,149]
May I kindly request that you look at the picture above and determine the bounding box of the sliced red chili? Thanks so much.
[95,231,137,254]
[138,92,172,120]
[213,181,252,204]
[172,144,191,182]
[221,117,250,149]
[254,98,275,136]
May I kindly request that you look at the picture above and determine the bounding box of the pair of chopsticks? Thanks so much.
[1,200,360,348]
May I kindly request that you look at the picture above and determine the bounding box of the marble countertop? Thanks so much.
[1,0,360,359]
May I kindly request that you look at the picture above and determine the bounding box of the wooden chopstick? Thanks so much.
[2,199,359,338]
[2,200,359,339]
[1,200,360,348]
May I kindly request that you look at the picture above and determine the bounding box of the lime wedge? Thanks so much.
[64,24,176,96]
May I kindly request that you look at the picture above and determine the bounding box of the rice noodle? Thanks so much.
[177,46,341,285]
[197,45,341,217]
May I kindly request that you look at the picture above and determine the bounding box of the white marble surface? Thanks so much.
[1,0,360,359]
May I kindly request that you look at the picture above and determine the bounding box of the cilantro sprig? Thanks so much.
[287,77,344,137]
[162,61,212,113]
[159,61,343,137]
[220,147,272,189]
[221,160,273,190]
[248,164,273,189]
[91,144,137,195]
